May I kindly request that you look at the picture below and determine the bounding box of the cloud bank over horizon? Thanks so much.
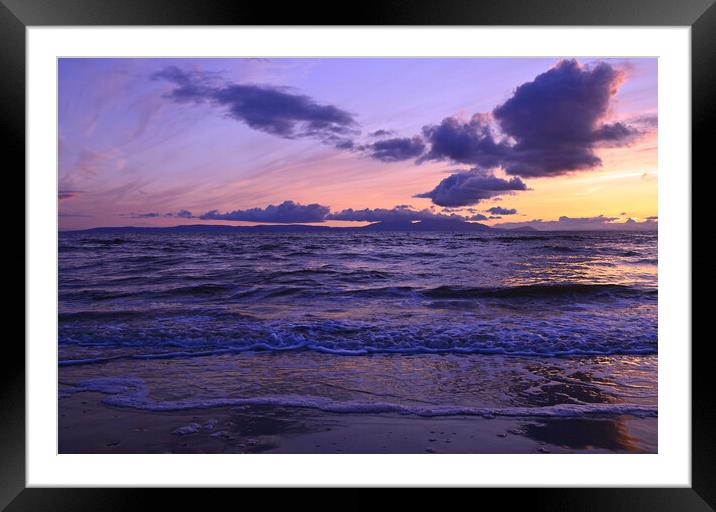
[198,200,330,224]
[120,200,657,231]
[494,214,657,231]
[58,57,657,230]
[327,205,464,223]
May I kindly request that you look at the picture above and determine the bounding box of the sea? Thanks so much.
[58,230,658,422]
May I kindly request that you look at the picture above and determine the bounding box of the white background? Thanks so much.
[27,27,691,487]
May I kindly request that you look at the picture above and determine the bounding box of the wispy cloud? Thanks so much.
[153,66,359,148]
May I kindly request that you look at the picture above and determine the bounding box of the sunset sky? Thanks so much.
[58,57,657,230]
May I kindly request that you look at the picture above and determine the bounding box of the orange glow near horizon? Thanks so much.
[58,58,657,230]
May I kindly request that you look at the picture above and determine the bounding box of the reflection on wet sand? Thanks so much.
[520,415,650,452]
[58,351,657,453]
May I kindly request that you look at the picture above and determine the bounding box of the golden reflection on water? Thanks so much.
[520,414,651,453]
[60,351,657,410]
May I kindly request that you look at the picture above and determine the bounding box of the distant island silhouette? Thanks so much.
[64,218,542,234]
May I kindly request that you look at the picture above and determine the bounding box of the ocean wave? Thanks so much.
[492,236,550,242]
[59,231,658,369]
[58,342,657,367]
[628,258,658,265]
[78,237,130,245]
[540,245,581,253]
[59,310,147,321]
[160,284,233,296]
[62,281,655,304]
[66,376,657,418]
[422,283,655,300]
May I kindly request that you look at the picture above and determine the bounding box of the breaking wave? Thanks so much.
[66,376,658,418]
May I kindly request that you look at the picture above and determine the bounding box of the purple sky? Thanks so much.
[58,58,657,230]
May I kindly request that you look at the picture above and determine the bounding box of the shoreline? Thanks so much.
[59,391,657,454]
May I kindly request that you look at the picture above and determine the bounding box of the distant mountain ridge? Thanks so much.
[60,218,660,233]
[64,218,516,234]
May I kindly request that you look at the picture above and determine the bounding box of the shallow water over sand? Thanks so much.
[59,230,657,451]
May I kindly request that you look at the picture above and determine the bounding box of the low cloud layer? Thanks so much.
[486,206,518,215]
[157,202,472,225]
[495,214,657,231]
[199,200,330,224]
[122,212,161,218]
[118,201,657,232]
[154,66,358,148]
[328,205,464,223]
[165,209,194,219]
[415,168,528,207]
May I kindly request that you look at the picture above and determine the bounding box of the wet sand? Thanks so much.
[59,391,656,454]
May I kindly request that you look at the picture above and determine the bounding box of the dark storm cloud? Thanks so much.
[492,60,639,177]
[153,66,359,148]
[419,60,640,178]
[328,205,464,223]
[469,213,489,221]
[415,168,528,207]
[486,206,517,215]
[365,137,427,162]
[199,200,330,224]
[419,114,510,168]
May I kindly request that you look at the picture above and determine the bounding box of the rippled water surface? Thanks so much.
[59,230,657,418]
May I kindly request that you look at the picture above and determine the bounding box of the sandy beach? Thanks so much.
[59,354,657,454]
[57,57,659,458]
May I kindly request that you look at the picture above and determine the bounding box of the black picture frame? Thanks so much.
[3,0,712,508]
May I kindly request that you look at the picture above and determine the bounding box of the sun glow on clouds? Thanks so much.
[58,58,657,230]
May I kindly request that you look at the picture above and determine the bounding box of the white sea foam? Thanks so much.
[72,376,657,419]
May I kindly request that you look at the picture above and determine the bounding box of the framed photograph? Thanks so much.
[6,0,712,506]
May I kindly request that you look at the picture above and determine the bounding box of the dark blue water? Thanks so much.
[59,230,657,360]
[58,230,657,418]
